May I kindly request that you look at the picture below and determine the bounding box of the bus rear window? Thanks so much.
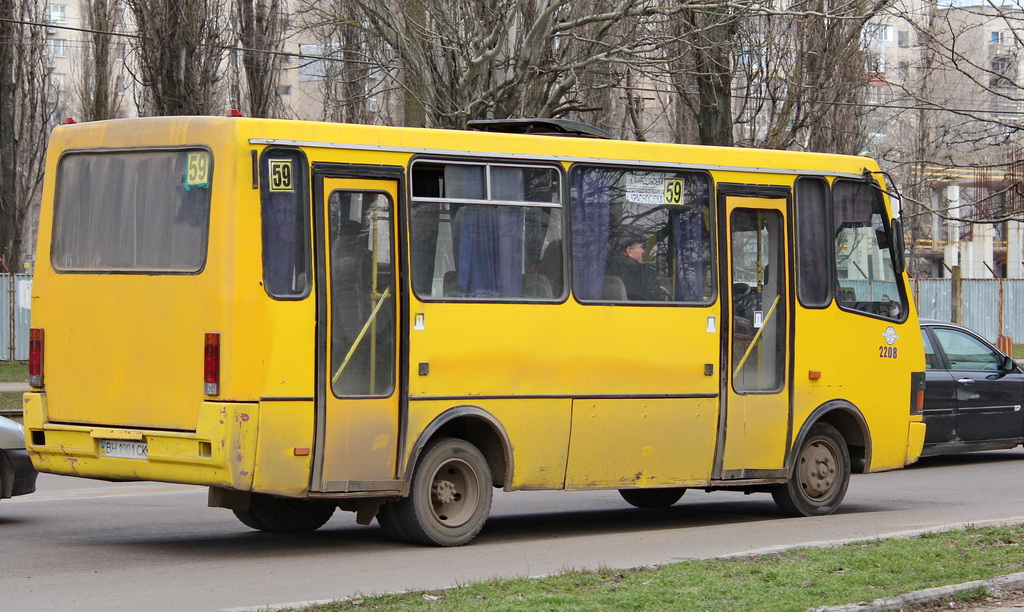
[51,149,212,272]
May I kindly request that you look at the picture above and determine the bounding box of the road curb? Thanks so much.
[811,572,1024,611]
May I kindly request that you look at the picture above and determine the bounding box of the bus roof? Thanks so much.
[49,115,880,180]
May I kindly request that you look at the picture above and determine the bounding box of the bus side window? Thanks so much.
[409,162,564,301]
[569,166,714,304]
[260,149,310,298]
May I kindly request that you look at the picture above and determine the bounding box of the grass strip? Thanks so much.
[292,525,1024,611]
[0,361,27,383]
[0,391,24,414]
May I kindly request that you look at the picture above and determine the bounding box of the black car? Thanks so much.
[920,319,1024,456]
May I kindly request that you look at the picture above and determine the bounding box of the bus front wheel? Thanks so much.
[618,487,686,508]
[233,493,336,532]
[771,423,850,517]
[395,437,493,546]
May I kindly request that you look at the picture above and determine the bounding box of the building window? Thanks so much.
[897,60,910,82]
[866,52,886,75]
[864,24,891,43]
[49,38,67,57]
[991,31,1008,45]
[46,4,67,24]
[898,30,910,48]
[990,56,1016,89]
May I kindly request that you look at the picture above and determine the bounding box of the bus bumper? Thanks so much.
[906,421,927,465]
[22,393,258,491]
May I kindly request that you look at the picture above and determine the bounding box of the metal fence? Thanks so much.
[910,278,1024,344]
[0,274,1019,358]
[0,276,31,362]
[0,274,32,361]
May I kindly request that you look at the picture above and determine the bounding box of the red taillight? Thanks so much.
[29,328,44,388]
[204,332,220,395]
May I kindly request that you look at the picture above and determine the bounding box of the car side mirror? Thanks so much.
[1002,355,1017,372]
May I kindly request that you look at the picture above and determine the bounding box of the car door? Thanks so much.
[921,327,957,446]
[930,325,1024,444]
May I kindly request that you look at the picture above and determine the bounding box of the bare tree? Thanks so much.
[657,0,884,150]
[77,0,124,121]
[869,1,1024,275]
[293,0,395,124]
[235,0,285,117]
[0,0,59,269]
[125,0,228,115]
[308,0,656,128]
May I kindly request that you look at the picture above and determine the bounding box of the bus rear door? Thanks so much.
[312,168,403,494]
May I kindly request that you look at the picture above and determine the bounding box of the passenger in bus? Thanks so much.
[882,294,901,318]
[605,230,668,301]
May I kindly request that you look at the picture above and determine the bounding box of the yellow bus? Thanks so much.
[24,116,926,546]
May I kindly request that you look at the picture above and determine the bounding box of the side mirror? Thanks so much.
[1003,355,1018,372]
[890,217,906,275]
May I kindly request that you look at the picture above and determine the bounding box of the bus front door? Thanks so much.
[313,174,402,494]
[717,196,791,479]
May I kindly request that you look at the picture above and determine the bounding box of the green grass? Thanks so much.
[289,525,1024,611]
[0,361,27,383]
[0,391,23,414]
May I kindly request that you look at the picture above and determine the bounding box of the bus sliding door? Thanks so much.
[717,194,791,479]
[312,172,402,494]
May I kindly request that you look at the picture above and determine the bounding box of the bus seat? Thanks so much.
[521,274,553,299]
[443,271,459,297]
[602,275,627,301]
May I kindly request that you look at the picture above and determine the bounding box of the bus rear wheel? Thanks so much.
[233,493,336,532]
[394,437,492,546]
[618,487,686,508]
[771,423,850,517]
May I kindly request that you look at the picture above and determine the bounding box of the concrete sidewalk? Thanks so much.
[813,572,1024,611]
[0,382,29,392]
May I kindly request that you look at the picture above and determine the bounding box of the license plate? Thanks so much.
[100,439,148,460]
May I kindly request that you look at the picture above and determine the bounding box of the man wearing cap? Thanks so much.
[605,230,669,301]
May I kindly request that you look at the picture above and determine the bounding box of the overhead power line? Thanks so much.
[4,15,1024,119]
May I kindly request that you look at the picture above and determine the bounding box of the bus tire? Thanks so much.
[395,437,492,546]
[234,493,336,532]
[771,423,850,517]
[376,502,412,543]
[618,487,686,508]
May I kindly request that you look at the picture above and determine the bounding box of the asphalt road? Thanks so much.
[2,448,1023,612]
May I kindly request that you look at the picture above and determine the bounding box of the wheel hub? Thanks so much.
[800,440,837,500]
[432,479,459,505]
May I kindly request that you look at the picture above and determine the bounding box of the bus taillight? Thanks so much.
[204,333,220,396]
[910,371,926,415]
[29,328,44,388]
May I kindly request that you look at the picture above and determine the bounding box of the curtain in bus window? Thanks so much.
[571,168,612,300]
[456,205,524,297]
[410,170,442,296]
[673,208,706,301]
